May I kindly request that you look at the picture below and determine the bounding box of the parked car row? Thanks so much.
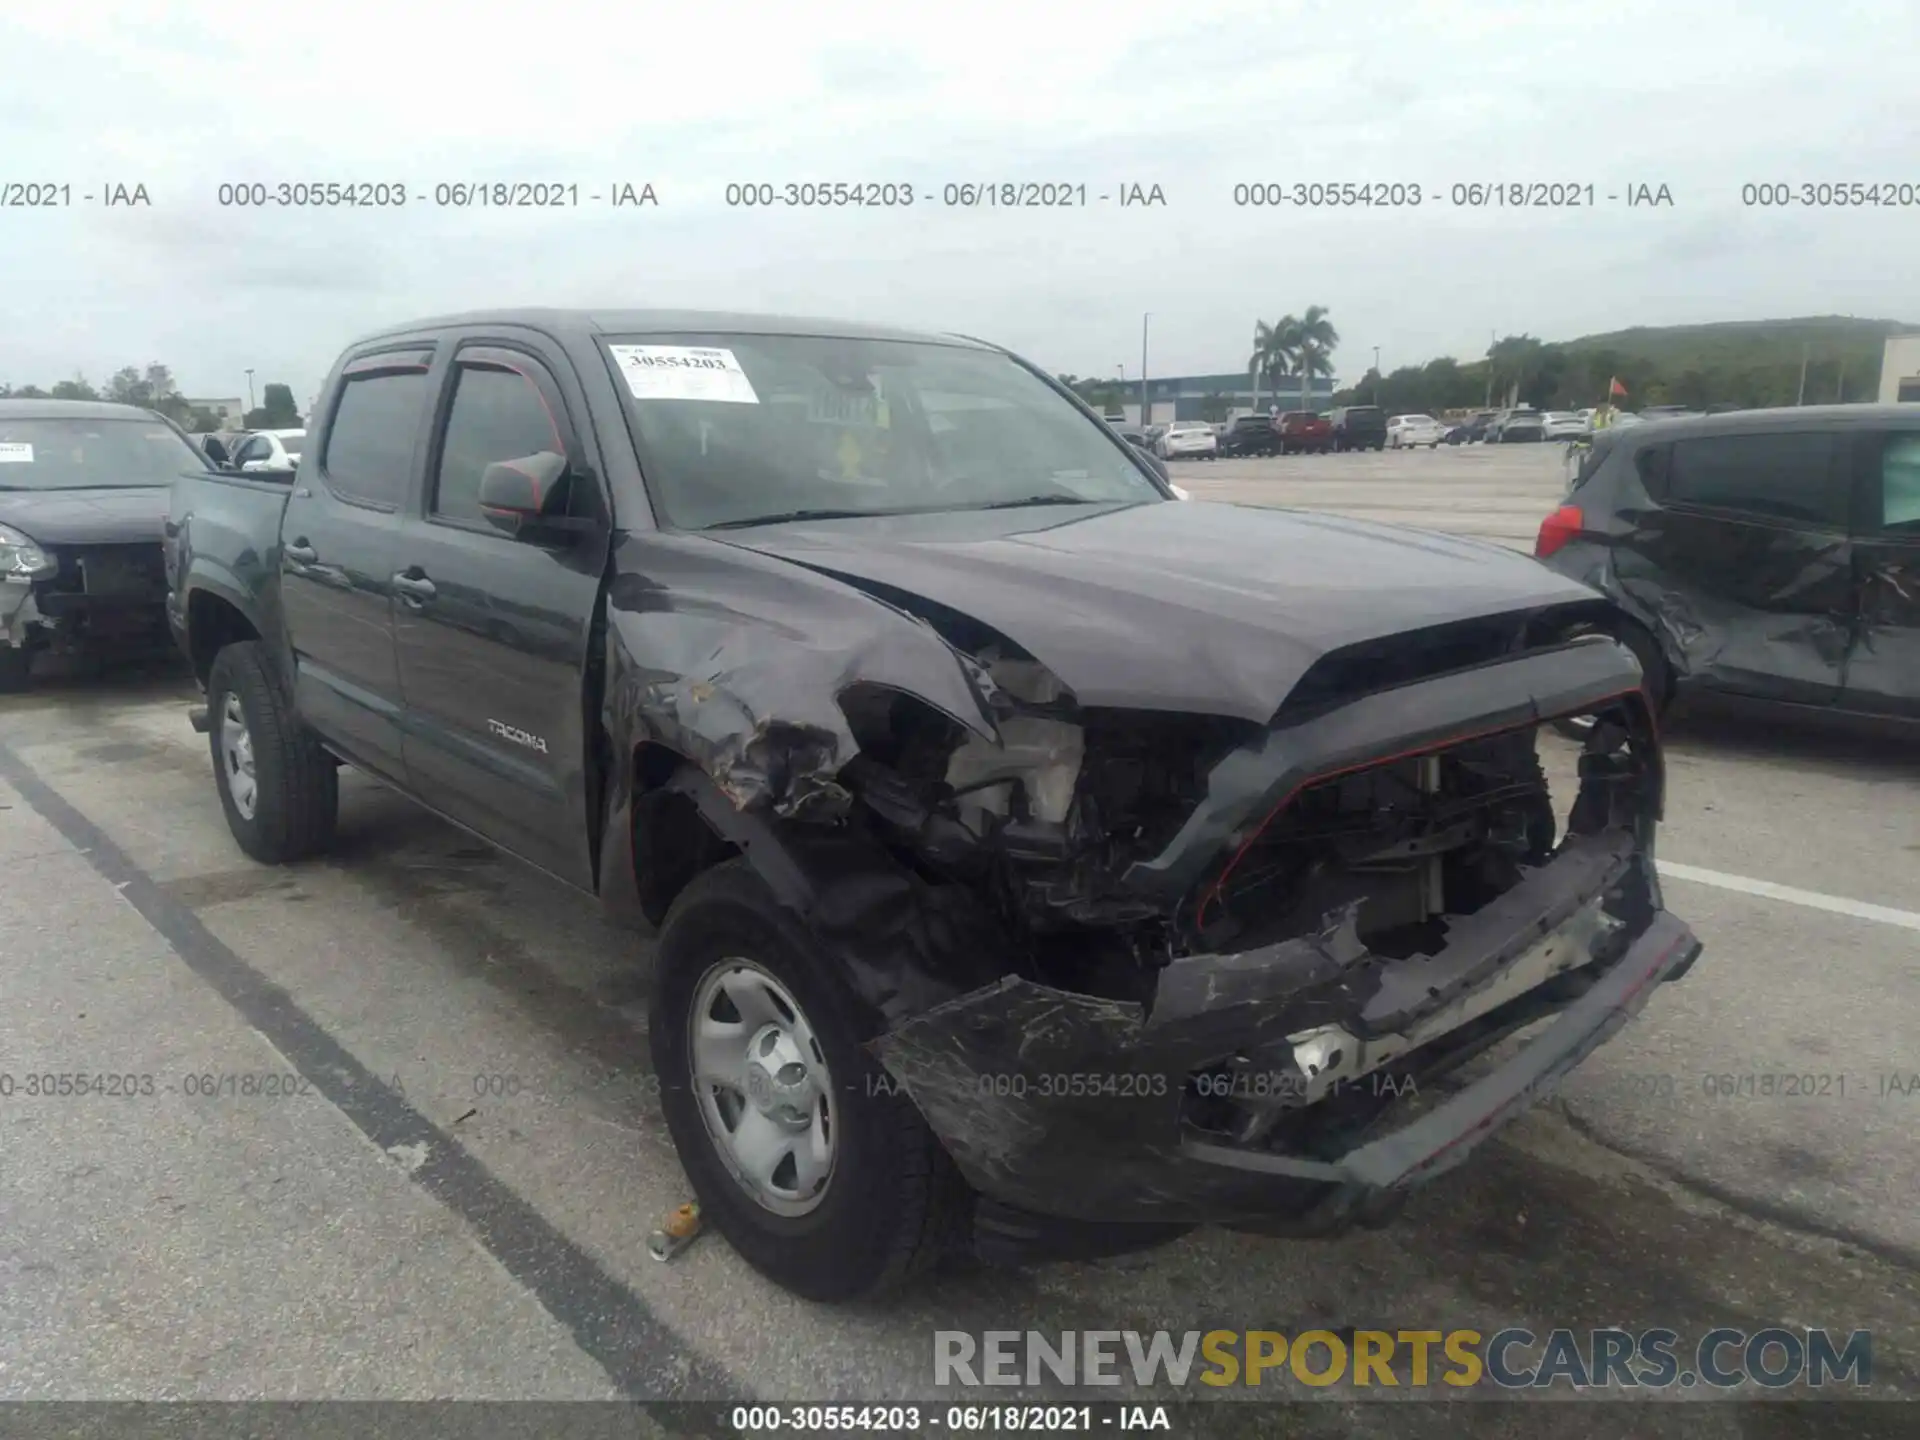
[1180,406,1388,458]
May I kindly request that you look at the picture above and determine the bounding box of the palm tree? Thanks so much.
[1249,317,1299,412]
[1487,334,1544,408]
[1290,305,1339,410]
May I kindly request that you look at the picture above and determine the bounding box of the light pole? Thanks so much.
[1372,346,1380,403]
[244,368,256,418]
[1140,313,1151,428]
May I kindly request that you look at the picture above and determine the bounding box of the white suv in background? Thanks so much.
[1154,421,1219,460]
[1385,414,1445,448]
[233,428,306,470]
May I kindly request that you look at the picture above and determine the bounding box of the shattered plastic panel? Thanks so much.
[1122,635,1647,909]
[869,831,1657,1223]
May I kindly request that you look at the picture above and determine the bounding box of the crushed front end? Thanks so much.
[833,617,1700,1247]
[3,542,173,665]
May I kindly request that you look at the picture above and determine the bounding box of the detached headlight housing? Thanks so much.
[0,523,56,582]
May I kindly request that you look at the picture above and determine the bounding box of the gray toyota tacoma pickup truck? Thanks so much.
[165,308,1701,1301]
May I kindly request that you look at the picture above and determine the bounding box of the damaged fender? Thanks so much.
[594,531,1005,940]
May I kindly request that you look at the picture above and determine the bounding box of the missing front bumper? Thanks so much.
[868,834,1699,1228]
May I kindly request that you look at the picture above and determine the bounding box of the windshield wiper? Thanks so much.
[967,494,1101,511]
[701,507,908,530]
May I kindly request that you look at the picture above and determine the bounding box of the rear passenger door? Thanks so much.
[391,339,611,888]
[1840,428,1920,719]
[279,350,433,781]
[1630,429,1854,706]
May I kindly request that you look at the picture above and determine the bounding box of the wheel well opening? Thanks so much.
[187,592,261,686]
[631,742,739,927]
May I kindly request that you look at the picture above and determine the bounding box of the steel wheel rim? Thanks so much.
[688,958,837,1217]
[219,690,257,819]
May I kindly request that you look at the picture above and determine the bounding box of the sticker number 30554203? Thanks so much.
[608,345,760,405]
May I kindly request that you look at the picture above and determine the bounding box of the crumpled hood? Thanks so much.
[0,487,169,546]
[707,500,1601,720]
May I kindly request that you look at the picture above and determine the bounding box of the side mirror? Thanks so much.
[479,452,570,539]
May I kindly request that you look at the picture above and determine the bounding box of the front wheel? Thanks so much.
[206,641,339,863]
[652,859,972,1301]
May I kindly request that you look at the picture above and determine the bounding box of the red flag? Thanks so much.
[1609,376,1628,398]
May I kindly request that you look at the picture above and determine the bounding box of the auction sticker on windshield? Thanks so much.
[609,345,760,404]
[0,443,34,463]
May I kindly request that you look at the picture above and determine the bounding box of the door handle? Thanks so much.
[283,539,317,564]
[392,570,437,606]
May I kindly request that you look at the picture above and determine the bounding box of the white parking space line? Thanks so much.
[1660,861,1920,932]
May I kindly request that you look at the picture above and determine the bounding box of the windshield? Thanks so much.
[602,333,1165,529]
[0,416,205,490]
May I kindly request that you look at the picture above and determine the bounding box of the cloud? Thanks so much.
[2,0,1917,396]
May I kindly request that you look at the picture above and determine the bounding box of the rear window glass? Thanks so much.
[1665,431,1842,526]
[1343,408,1383,422]
[323,372,428,506]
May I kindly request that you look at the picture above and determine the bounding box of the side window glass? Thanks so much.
[322,372,429,506]
[1880,434,1920,532]
[235,436,266,465]
[434,365,564,524]
[1666,432,1843,526]
[1633,443,1668,493]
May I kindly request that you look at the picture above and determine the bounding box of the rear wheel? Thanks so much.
[652,858,973,1301]
[207,641,339,863]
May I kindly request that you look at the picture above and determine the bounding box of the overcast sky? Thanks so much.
[4,0,1917,403]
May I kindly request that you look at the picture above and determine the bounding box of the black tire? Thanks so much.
[1550,622,1671,740]
[0,646,32,694]
[651,858,973,1301]
[206,641,339,863]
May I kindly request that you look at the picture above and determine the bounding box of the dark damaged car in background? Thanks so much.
[1,399,191,691]
[165,308,1702,1301]
[1537,405,1920,730]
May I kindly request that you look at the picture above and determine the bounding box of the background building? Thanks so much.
[1108,373,1336,427]
[1880,334,1920,403]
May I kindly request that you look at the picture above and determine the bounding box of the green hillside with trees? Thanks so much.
[1334,315,1912,416]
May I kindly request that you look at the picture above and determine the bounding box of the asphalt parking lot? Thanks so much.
[2,441,1916,1433]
